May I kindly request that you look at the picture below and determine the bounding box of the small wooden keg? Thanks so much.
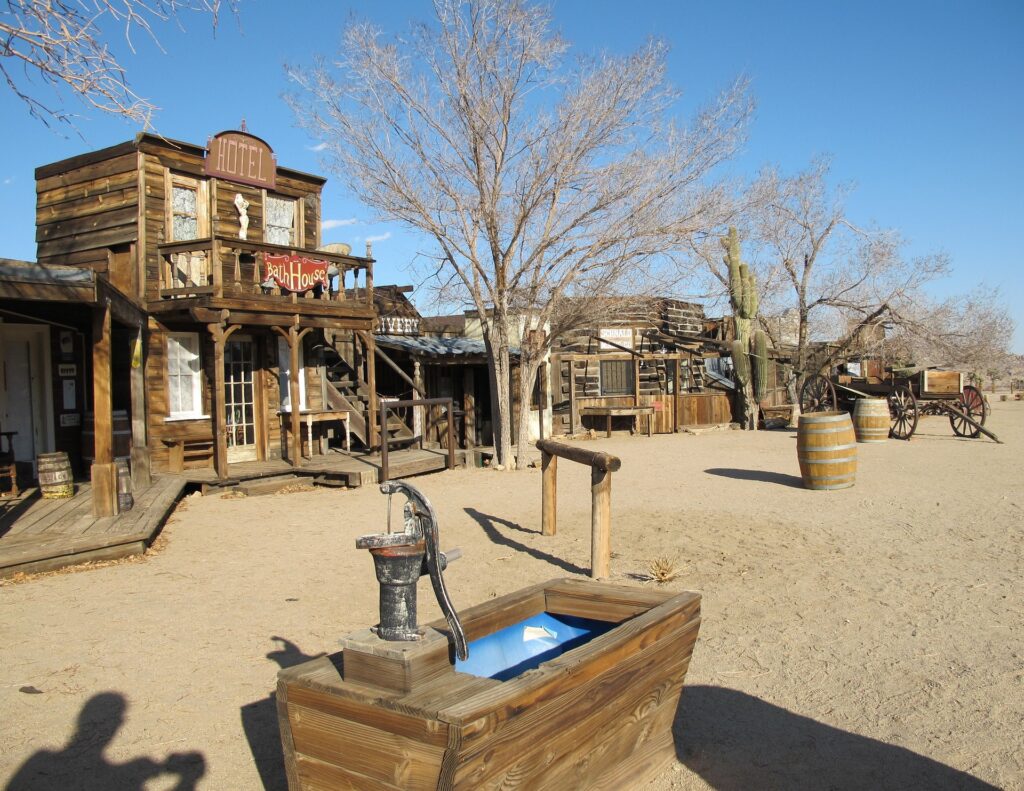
[797,411,857,490]
[37,452,74,499]
[853,398,889,443]
[116,459,133,512]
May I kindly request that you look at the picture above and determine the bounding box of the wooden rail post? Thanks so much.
[591,466,612,579]
[536,439,621,579]
[541,450,557,536]
[91,301,118,517]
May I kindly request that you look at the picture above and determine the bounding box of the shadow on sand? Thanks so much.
[705,468,805,489]
[5,692,205,790]
[240,637,323,791]
[464,507,589,576]
[674,686,998,790]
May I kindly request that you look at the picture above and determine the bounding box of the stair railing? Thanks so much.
[379,397,455,483]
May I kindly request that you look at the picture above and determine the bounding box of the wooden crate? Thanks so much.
[921,370,962,397]
[277,578,701,790]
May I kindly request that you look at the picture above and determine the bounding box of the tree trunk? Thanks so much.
[483,315,513,469]
[515,356,542,469]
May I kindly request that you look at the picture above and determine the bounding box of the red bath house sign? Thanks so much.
[263,254,331,292]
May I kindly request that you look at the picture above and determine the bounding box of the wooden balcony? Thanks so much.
[155,236,374,316]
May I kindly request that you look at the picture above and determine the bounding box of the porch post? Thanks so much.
[208,322,229,480]
[91,301,118,517]
[363,332,379,450]
[129,324,152,489]
[462,367,475,450]
[208,318,241,481]
[289,324,302,466]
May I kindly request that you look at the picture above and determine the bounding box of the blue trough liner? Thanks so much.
[455,612,616,681]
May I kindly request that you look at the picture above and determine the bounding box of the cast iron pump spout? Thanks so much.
[356,480,468,661]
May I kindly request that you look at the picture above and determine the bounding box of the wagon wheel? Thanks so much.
[887,385,918,440]
[800,374,837,413]
[950,384,987,438]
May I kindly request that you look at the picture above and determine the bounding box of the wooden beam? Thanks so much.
[591,467,612,579]
[208,318,242,480]
[462,367,475,450]
[357,331,379,449]
[129,326,151,490]
[91,301,118,517]
[541,451,557,536]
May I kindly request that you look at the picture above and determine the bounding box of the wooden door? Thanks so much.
[0,325,52,467]
[225,337,257,462]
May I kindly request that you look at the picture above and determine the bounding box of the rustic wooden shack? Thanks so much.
[550,298,734,436]
[0,130,388,514]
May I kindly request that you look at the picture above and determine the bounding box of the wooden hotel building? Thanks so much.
[0,130,383,515]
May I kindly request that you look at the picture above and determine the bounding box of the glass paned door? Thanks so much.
[225,338,257,462]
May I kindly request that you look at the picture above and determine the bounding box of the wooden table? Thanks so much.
[581,406,655,437]
[281,410,350,458]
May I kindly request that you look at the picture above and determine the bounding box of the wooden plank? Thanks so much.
[36,205,139,243]
[541,452,557,537]
[294,753,402,791]
[285,684,448,748]
[0,539,147,579]
[286,702,446,789]
[35,151,137,192]
[36,185,138,223]
[37,170,139,209]
[37,224,137,259]
[425,581,549,645]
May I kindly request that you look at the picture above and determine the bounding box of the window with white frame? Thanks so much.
[167,333,204,418]
[278,337,307,411]
[265,195,296,246]
[171,184,199,240]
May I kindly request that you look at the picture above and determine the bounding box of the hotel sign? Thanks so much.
[264,254,330,293]
[205,130,277,190]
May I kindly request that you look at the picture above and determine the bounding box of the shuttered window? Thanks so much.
[266,195,296,246]
[600,359,634,396]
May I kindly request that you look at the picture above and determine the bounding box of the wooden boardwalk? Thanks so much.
[181,446,466,490]
[0,446,464,579]
[0,475,187,579]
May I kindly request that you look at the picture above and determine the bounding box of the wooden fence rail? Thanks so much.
[535,439,621,579]
[379,397,455,483]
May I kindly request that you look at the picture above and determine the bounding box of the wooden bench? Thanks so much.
[580,406,655,437]
[159,420,214,473]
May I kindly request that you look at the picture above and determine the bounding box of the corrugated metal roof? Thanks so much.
[375,334,519,360]
[0,260,94,284]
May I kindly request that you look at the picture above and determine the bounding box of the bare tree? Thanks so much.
[1,0,235,128]
[287,0,750,467]
[740,157,950,405]
[885,286,1016,381]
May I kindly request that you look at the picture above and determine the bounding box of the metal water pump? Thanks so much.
[356,480,468,660]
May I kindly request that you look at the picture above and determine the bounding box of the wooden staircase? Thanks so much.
[321,331,415,450]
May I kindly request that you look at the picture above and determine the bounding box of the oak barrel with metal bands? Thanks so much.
[797,411,857,490]
[37,451,74,499]
[853,398,889,443]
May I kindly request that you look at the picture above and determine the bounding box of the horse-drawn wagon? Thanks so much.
[799,365,999,442]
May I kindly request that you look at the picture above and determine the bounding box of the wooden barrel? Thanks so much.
[853,398,889,443]
[116,459,134,512]
[797,411,857,490]
[37,451,74,499]
[82,410,131,462]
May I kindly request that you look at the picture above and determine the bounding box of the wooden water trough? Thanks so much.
[277,577,701,790]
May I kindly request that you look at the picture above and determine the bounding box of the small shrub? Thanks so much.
[647,556,679,584]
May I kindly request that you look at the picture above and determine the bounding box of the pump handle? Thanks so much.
[379,481,468,660]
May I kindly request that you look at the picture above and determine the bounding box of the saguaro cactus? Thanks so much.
[722,226,760,429]
[751,329,768,403]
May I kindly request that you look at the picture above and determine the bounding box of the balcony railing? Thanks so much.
[156,235,374,308]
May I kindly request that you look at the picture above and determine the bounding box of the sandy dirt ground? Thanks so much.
[2,400,1021,790]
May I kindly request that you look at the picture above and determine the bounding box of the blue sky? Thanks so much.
[1,1,1021,351]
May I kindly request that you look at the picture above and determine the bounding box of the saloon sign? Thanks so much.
[263,255,331,293]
